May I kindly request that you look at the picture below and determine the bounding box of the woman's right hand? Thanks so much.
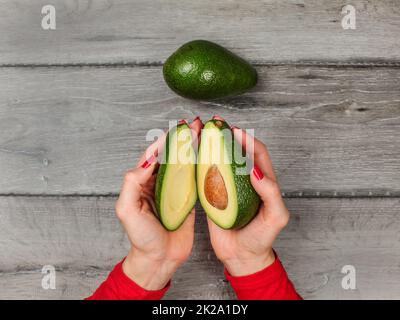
[116,117,203,290]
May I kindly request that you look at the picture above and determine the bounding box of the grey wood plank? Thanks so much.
[0,267,235,300]
[0,196,399,299]
[1,66,400,194]
[1,0,400,65]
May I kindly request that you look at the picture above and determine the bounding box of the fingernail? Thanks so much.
[193,116,200,122]
[141,155,156,169]
[178,119,187,125]
[230,125,239,130]
[252,165,264,180]
[212,115,225,121]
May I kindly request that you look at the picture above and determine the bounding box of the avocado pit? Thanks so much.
[214,120,223,128]
[204,165,228,210]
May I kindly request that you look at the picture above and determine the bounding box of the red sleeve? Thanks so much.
[225,253,302,300]
[86,259,170,300]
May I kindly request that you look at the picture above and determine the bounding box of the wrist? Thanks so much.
[122,250,181,291]
[223,249,275,277]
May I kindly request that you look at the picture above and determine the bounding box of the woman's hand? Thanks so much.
[116,118,202,290]
[207,124,290,277]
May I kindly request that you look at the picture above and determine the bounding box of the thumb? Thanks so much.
[169,209,196,254]
[117,155,157,215]
[250,165,289,226]
[172,208,196,237]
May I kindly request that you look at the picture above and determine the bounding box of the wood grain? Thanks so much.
[0,196,399,299]
[1,0,399,302]
[1,66,400,194]
[1,0,400,65]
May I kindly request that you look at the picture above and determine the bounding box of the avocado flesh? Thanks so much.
[163,40,257,100]
[197,120,260,229]
[155,124,197,231]
[197,124,238,228]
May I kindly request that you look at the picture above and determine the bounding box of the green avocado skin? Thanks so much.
[208,119,261,229]
[154,137,169,222]
[155,123,196,231]
[163,40,257,100]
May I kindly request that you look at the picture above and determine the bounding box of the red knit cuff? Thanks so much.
[224,252,286,291]
[87,259,170,300]
[110,259,170,300]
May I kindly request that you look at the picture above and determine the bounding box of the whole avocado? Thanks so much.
[163,40,257,100]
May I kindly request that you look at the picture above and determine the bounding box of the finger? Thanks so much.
[170,209,196,240]
[212,115,225,121]
[143,174,157,192]
[117,155,158,216]
[250,165,289,227]
[189,116,203,138]
[206,216,232,237]
[206,216,217,234]
[140,196,153,212]
[206,216,218,238]
[188,117,202,149]
[180,208,196,232]
[232,127,276,181]
[137,132,167,167]
[139,118,200,166]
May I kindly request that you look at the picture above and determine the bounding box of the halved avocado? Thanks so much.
[155,123,197,231]
[197,120,260,229]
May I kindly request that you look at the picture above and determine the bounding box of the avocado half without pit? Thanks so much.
[197,119,261,229]
[155,122,197,231]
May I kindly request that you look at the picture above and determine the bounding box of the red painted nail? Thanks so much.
[178,119,187,125]
[193,116,200,122]
[212,115,225,121]
[252,165,264,180]
[141,155,156,169]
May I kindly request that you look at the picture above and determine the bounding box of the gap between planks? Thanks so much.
[2,60,400,68]
[0,191,399,198]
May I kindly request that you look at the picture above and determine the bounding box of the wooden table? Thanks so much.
[0,0,399,299]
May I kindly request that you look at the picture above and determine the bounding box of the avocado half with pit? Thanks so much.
[197,119,260,229]
[155,123,197,231]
